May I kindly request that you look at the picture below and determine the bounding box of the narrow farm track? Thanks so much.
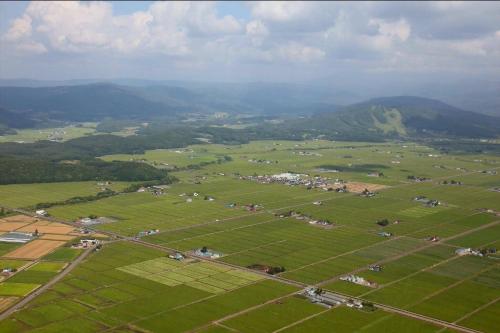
[0,246,93,321]
[0,162,497,330]
[315,220,500,288]
[130,238,481,333]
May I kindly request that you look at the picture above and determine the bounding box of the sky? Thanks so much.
[1,1,500,84]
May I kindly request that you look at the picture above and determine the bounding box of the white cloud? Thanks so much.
[369,18,411,42]
[248,1,310,22]
[1,1,499,79]
[2,1,241,56]
[246,20,269,46]
[278,42,325,63]
[4,15,33,41]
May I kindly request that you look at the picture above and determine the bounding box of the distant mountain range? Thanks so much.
[0,81,498,139]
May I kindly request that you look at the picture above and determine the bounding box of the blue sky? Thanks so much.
[1,1,499,83]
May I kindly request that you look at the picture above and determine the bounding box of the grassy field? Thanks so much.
[0,181,131,208]
[1,139,499,332]
[0,124,97,143]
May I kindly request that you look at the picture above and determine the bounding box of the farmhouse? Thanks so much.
[414,196,440,207]
[137,229,160,238]
[72,239,100,249]
[303,287,346,307]
[168,252,185,261]
[340,274,377,288]
[0,232,35,243]
[35,210,48,216]
[360,189,375,197]
[194,247,222,259]
[368,265,382,272]
[378,231,393,237]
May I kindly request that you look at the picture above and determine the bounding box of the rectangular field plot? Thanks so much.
[3,240,66,259]
[276,306,442,333]
[458,299,500,333]
[399,205,449,218]
[0,296,18,312]
[0,282,40,296]
[0,181,130,208]
[410,279,500,323]
[117,257,264,294]
[222,295,324,333]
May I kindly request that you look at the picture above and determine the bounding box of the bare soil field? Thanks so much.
[0,296,17,312]
[0,222,31,232]
[39,234,76,241]
[17,223,75,235]
[3,240,66,259]
[0,215,39,223]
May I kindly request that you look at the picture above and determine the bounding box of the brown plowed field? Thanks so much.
[3,240,66,259]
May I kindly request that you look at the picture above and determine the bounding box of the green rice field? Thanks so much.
[0,140,499,332]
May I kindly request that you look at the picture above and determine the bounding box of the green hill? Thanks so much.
[299,96,500,139]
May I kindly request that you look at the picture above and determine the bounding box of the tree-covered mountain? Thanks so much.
[0,82,339,124]
[0,107,37,135]
[295,96,500,139]
[0,84,177,122]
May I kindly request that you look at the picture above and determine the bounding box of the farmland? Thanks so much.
[0,140,499,332]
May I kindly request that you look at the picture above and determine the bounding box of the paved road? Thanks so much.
[0,247,93,321]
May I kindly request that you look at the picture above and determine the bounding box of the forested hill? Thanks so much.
[0,84,175,121]
[296,96,500,139]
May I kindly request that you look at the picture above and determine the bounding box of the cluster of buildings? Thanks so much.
[168,252,185,261]
[1,267,17,276]
[194,247,222,259]
[455,247,496,257]
[378,231,393,238]
[427,236,440,242]
[482,170,497,175]
[360,189,376,197]
[275,211,333,228]
[248,159,278,164]
[414,196,440,207]
[247,264,285,275]
[368,264,382,272]
[340,274,377,288]
[137,185,168,196]
[35,209,48,217]
[477,208,500,216]
[71,239,100,249]
[136,229,160,238]
[293,151,322,157]
[407,175,431,182]
[441,180,463,185]
[303,287,348,308]
[367,172,384,178]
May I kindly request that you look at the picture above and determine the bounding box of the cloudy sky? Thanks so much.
[1,1,500,83]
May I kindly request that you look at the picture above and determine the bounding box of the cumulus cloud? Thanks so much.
[1,1,499,79]
[278,42,325,63]
[246,20,269,46]
[2,1,241,55]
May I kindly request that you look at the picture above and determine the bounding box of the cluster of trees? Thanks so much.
[376,219,389,227]
[0,158,172,184]
[35,189,118,209]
